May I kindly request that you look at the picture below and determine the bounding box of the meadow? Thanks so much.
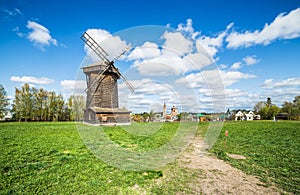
[0,121,299,194]
[211,121,300,194]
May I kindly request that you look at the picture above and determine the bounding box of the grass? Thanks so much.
[0,122,198,194]
[1,121,299,194]
[210,120,300,194]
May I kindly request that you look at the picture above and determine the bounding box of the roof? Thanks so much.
[235,111,244,116]
[197,113,206,117]
[89,107,131,114]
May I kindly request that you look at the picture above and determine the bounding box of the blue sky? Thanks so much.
[1,0,300,113]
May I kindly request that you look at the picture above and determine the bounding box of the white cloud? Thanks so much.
[260,78,300,89]
[131,48,213,76]
[127,20,215,77]
[162,31,193,55]
[258,78,300,107]
[118,78,183,113]
[219,64,228,69]
[10,76,54,85]
[222,71,256,86]
[60,80,86,94]
[176,69,256,88]
[177,18,195,34]
[25,21,57,51]
[243,55,260,65]
[26,21,57,50]
[176,18,200,39]
[132,61,180,76]
[196,22,233,57]
[2,8,22,16]
[225,88,249,98]
[230,62,242,70]
[127,42,161,60]
[84,29,129,62]
[229,55,260,70]
[226,8,300,48]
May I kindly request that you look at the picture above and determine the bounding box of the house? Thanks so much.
[197,113,206,122]
[276,113,289,120]
[235,111,244,121]
[235,110,260,121]
[244,111,254,121]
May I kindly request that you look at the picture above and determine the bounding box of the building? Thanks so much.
[82,62,131,125]
[235,110,260,121]
[163,103,178,121]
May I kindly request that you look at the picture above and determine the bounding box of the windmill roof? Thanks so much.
[82,61,106,68]
[89,107,131,114]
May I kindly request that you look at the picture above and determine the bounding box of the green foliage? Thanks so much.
[68,95,85,121]
[11,84,85,122]
[211,121,300,194]
[255,97,280,119]
[0,84,9,119]
[281,96,300,120]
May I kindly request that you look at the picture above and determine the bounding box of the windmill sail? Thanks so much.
[81,31,135,93]
[81,32,110,64]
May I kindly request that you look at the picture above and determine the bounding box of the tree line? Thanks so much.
[254,96,300,120]
[1,83,299,122]
[0,83,85,122]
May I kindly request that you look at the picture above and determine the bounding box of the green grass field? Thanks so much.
[0,121,299,194]
[210,121,300,194]
[0,122,198,194]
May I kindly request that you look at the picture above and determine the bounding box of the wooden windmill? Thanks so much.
[81,32,134,125]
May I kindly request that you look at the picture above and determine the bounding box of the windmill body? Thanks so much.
[83,62,119,109]
[81,32,133,125]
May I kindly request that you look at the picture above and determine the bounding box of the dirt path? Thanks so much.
[178,138,282,195]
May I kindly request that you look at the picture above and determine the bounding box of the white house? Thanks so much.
[235,111,244,121]
[235,111,260,121]
[245,111,254,121]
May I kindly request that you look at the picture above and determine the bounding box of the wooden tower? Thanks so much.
[81,32,134,125]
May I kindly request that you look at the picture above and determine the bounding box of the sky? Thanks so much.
[1,0,300,113]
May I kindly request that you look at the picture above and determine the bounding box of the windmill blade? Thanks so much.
[81,32,111,64]
[112,44,132,62]
[120,73,135,93]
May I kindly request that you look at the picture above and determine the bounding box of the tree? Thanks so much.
[0,84,9,119]
[68,95,85,121]
[21,84,34,122]
[179,112,189,121]
[259,106,269,120]
[255,97,280,120]
[34,88,48,121]
[253,101,264,113]
[281,101,294,120]
[268,105,280,119]
[12,88,21,121]
[266,97,272,107]
[149,110,155,122]
[293,96,300,110]
[12,84,66,122]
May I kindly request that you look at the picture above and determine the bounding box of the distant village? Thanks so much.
[130,98,300,123]
[132,103,264,123]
